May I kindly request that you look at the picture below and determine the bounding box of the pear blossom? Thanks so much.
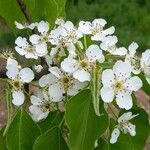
[78,18,115,41]
[61,45,105,82]
[29,91,57,121]
[141,49,150,84]
[100,61,142,110]
[15,21,37,30]
[39,66,87,101]
[6,57,34,106]
[110,112,138,144]
[100,35,127,55]
[15,36,46,59]
[125,42,141,74]
[29,21,50,56]
[49,21,83,57]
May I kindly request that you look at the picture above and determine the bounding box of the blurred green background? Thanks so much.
[66,0,150,51]
[0,0,150,51]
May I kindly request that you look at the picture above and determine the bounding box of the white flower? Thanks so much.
[100,61,142,110]
[125,42,141,74]
[61,45,105,82]
[141,49,150,84]
[100,35,127,55]
[15,21,37,30]
[55,17,65,25]
[110,112,138,144]
[39,66,87,101]
[34,65,43,73]
[29,91,57,121]
[49,21,83,57]
[15,37,38,59]
[29,21,50,56]
[6,57,34,106]
[78,18,115,41]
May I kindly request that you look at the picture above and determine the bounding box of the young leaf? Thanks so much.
[0,128,7,150]
[33,127,69,150]
[65,89,109,150]
[38,111,64,133]
[6,108,41,150]
[109,108,150,150]
[91,65,101,116]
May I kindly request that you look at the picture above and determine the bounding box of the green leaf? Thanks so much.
[65,89,109,150]
[6,108,41,150]
[95,138,109,150]
[31,0,66,27]
[0,0,25,33]
[139,73,150,96]
[33,127,69,150]
[109,108,150,150]
[0,128,7,150]
[38,111,64,133]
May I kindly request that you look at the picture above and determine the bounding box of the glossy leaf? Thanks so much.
[33,127,69,150]
[0,0,25,32]
[38,111,64,133]
[6,108,41,150]
[65,89,109,150]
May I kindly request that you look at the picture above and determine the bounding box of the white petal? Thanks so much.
[128,42,138,57]
[61,58,77,73]
[15,37,27,47]
[93,18,107,27]
[29,105,49,121]
[101,69,115,87]
[15,21,24,29]
[86,45,104,62]
[100,87,114,103]
[19,68,34,83]
[72,79,88,90]
[110,128,120,144]
[78,21,91,34]
[49,67,61,78]
[37,21,49,33]
[126,123,136,136]
[67,43,76,56]
[39,74,57,87]
[6,58,19,79]
[50,47,58,56]
[12,91,25,106]
[48,84,63,102]
[103,26,115,35]
[36,43,47,56]
[116,91,133,110]
[30,95,42,105]
[113,61,132,80]
[73,69,91,82]
[15,46,26,55]
[67,88,78,96]
[118,112,132,123]
[115,47,127,56]
[29,34,40,44]
[125,76,142,91]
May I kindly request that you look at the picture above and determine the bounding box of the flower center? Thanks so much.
[59,74,73,91]
[26,45,34,53]
[113,80,124,91]
[12,80,23,90]
[79,60,90,69]
[41,34,49,42]
[91,24,103,35]
[40,101,56,112]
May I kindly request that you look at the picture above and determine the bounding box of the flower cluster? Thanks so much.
[2,18,150,144]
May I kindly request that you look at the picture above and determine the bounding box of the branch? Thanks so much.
[17,0,32,23]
